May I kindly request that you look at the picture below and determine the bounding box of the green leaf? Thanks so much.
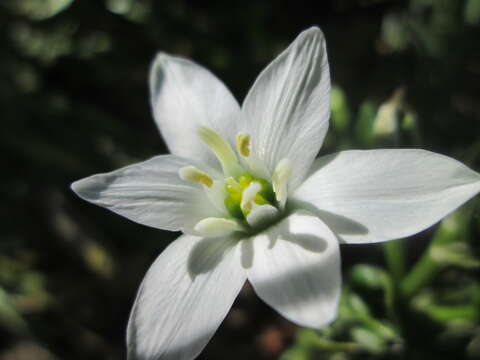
[350,264,387,289]
[0,287,28,333]
[355,101,377,146]
[331,86,351,133]
[351,327,386,354]
[465,0,480,25]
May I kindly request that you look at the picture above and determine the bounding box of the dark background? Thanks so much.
[1,0,480,359]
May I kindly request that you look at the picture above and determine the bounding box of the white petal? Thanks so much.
[294,149,480,244]
[242,27,331,190]
[127,234,246,360]
[150,53,241,170]
[244,210,341,328]
[71,155,224,234]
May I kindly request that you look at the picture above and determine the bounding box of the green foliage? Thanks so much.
[465,0,480,25]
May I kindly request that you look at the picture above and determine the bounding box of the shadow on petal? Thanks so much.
[292,200,369,238]
[265,214,330,252]
[240,212,331,269]
[241,238,254,269]
[283,232,328,252]
[244,211,342,328]
[265,227,329,253]
[187,236,237,279]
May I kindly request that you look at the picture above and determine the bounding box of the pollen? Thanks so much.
[179,166,213,187]
[236,133,250,157]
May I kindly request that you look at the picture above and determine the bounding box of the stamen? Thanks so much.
[240,181,261,213]
[236,133,250,157]
[198,126,241,177]
[246,204,278,227]
[272,158,291,209]
[194,217,242,237]
[179,166,213,187]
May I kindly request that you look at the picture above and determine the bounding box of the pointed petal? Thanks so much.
[150,53,241,170]
[294,150,480,244]
[127,235,246,360]
[71,155,224,234]
[242,27,331,189]
[245,210,341,328]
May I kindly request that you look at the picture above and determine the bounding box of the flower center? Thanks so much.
[179,126,291,236]
[224,173,276,219]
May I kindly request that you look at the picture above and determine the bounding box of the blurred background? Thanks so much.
[1,0,480,359]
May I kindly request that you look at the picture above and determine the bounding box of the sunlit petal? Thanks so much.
[71,155,224,234]
[242,27,330,190]
[245,210,341,328]
[294,149,480,243]
[127,235,246,360]
[150,53,241,171]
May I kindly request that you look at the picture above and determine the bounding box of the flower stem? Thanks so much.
[311,337,362,353]
[358,313,399,340]
[383,239,405,285]
[418,304,479,322]
[400,253,439,299]
[400,206,473,298]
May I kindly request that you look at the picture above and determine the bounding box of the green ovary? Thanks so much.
[224,173,276,219]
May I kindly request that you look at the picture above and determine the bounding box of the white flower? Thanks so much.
[71,27,480,360]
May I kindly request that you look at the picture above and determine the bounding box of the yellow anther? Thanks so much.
[179,166,213,187]
[197,126,241,177]
[236,133,250,157]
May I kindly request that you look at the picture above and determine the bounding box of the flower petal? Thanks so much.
[127,234,246,360]
[242,27,331,190]
[294,150,480,244]
[244,210,341,328]
[71,155,224,234]
[150,53,241,170]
